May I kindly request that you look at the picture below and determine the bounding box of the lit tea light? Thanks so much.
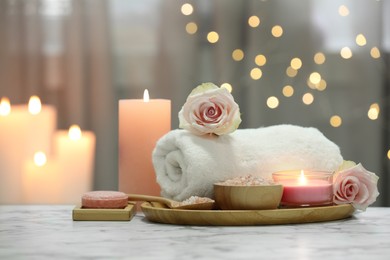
[272,170,333,207]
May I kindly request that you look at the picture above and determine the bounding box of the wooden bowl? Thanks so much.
[214,184,283,210]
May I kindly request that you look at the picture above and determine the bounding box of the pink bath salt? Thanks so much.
[217,175,274,186]
[178,196,214,206]
[81,191,128,209]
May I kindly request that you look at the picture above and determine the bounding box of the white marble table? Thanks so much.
[0,206,389,260]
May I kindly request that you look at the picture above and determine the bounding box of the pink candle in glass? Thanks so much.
[272,170,333,207]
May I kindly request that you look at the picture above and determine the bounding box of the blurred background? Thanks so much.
[0,0,389,206]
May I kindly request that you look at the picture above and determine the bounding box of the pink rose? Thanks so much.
[333,163,379,211]
[178,82,241,135]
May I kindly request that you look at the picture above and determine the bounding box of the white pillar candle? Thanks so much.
[25,96,57,158]
[22,152,63,204]
[0,97,56,204]
[54,125,96,204]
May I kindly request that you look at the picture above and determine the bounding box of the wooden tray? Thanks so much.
[141,202,355,226]
[73,203,136,221]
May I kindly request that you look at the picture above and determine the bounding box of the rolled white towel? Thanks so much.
[152,124,343,201]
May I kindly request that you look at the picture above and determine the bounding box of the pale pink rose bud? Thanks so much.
[333,163,379,211]
[178,82,241,135]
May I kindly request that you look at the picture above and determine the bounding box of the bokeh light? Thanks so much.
[267,96,279,109]
[248,16,260,28]
[221,83,233,93]
[255,54,267,66]
[338,5,349,16]
[286,67,298,77]
[308,79,327,91]
[330,115,342,127]
[232,49,244,61]
[370,47,381,59]
[309,72,321,84]
[207,31,219,43]
[314,52,326,64]
[302,93,314,105]
[356,34,367,46]
[250,68,262,80]
[282,85,294,97]
[368,103,380,120]
[316,79,327,91]
[340,47,353,59]
[185,22,198,34]
[181,3,193,16]
[290,58,302,70]
[271,25,283,37]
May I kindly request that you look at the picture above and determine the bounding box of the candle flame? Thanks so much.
[34,151,47,167]
[28,96,42,115]
[0,97,11,116]
[143,89,150,102]
[68,124,82,141]
[299,170,307,185]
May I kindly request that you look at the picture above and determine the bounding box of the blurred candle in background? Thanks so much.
[26,96,57,158]
[54,125,96,204]
[23,151,62,204]
[119,90,171,197]
[0,96,56,204]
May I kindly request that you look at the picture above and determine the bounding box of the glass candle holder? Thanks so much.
[272,170,333,207]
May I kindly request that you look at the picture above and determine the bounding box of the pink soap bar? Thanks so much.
[82,191,128,209]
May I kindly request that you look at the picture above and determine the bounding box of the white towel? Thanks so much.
[152,124,343,201]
